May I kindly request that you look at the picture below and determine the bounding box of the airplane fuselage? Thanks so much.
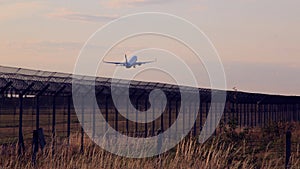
[125,55,137,68]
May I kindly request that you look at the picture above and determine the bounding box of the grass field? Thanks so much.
[0,122,299,169]
[1,102,300,168]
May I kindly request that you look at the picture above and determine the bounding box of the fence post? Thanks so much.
[126,98,129,135]
[206,102,209,135]
[52,95,56,156]
[52,86,65,156]
[114,100,118,135]
[161,98,164,133]
[92,97,95,140]
[285,130,291,169]
[199,102,203,133]
[152,99,156,136]
[247,103,250,127]
[243,103,246,126]
[175,99,179,137]
[18,94,25,156]
[145,97,148,138]
[67,96,71,145]
[254,103,257,127]
[105,96,109,133]
[188,101,192,135]
[193,101,197,136]
[18,83,34,156]
[257,103,261,127]
[239,103,242,128]
[135,99,139,135]
[296,104,300,122]
[80,97,84,154]
[168,98,172,129]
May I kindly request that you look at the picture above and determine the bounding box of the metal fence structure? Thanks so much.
[0,65,300,156]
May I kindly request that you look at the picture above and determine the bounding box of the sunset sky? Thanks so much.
[0,0,299,95]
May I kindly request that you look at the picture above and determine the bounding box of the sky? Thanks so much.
[0,0,299,95]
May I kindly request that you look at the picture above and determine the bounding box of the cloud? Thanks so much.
[100,0,174,9]
[0,1,42,20]
[1,40,82,53]
[47,8,118,23]
[100,0,145,9]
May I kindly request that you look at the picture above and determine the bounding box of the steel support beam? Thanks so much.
[36,84,50,130]
[18,82,34,156]
[52,85,66,156]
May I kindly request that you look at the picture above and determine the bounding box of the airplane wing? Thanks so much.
[103,61,125,66]
[135,59,156,66]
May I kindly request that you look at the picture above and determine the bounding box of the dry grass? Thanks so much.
[1,123,300,169]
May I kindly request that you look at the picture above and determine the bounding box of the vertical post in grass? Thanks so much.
[254,103,257,127]
[135,99,139,135]
[18,93,24,156]
[115,101,118,137]
[239,103,242,128]
[36,84,49,131]
[296,104,300,122]
[250,103,252,127]
[193,101,197,137]
[105,95,109,133]
[80,97,84,154]
[284,104,287,122]
[52,86,65,156]
[294,104,297,122]
[267,104,270,125]
[257,103,260,127]
[297,104,300,122]
[32,84,49,163]
[281,104,284,122]
[205,101,209,136]
[175,99,179,137]
[152,98,156,136]
[291,104,296,122]
[182,100,185,135]
[168,98,172,132]
[276,104,279,122]
[282,104,285,122]
[67,95,71,145]
[36,96,40,131]
[278,104,282,122]
[126,98,129,135]
[213,102,219,136]
[285,130,291,169]
[145,97,148,138]
[234,102,237,127]
[287,104,292,122]
[243,103,246,127]
[273,104,276,123]
[18,83,34,156]
[52,95,56,156]
[157,128,162,166]
[188,101,191,135]
[264,104,267,127]
[246,103,249,127]
[273,104,276,122]
[199,101,203,133]
[223,101,226,126]
[161,97,164,133]
[92,96,95,140]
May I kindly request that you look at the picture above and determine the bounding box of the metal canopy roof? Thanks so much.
[0,65,300,104]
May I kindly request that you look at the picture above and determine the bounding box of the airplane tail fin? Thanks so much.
[125,54,128,64]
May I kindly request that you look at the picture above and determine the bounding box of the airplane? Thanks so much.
[103,54,156,68]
